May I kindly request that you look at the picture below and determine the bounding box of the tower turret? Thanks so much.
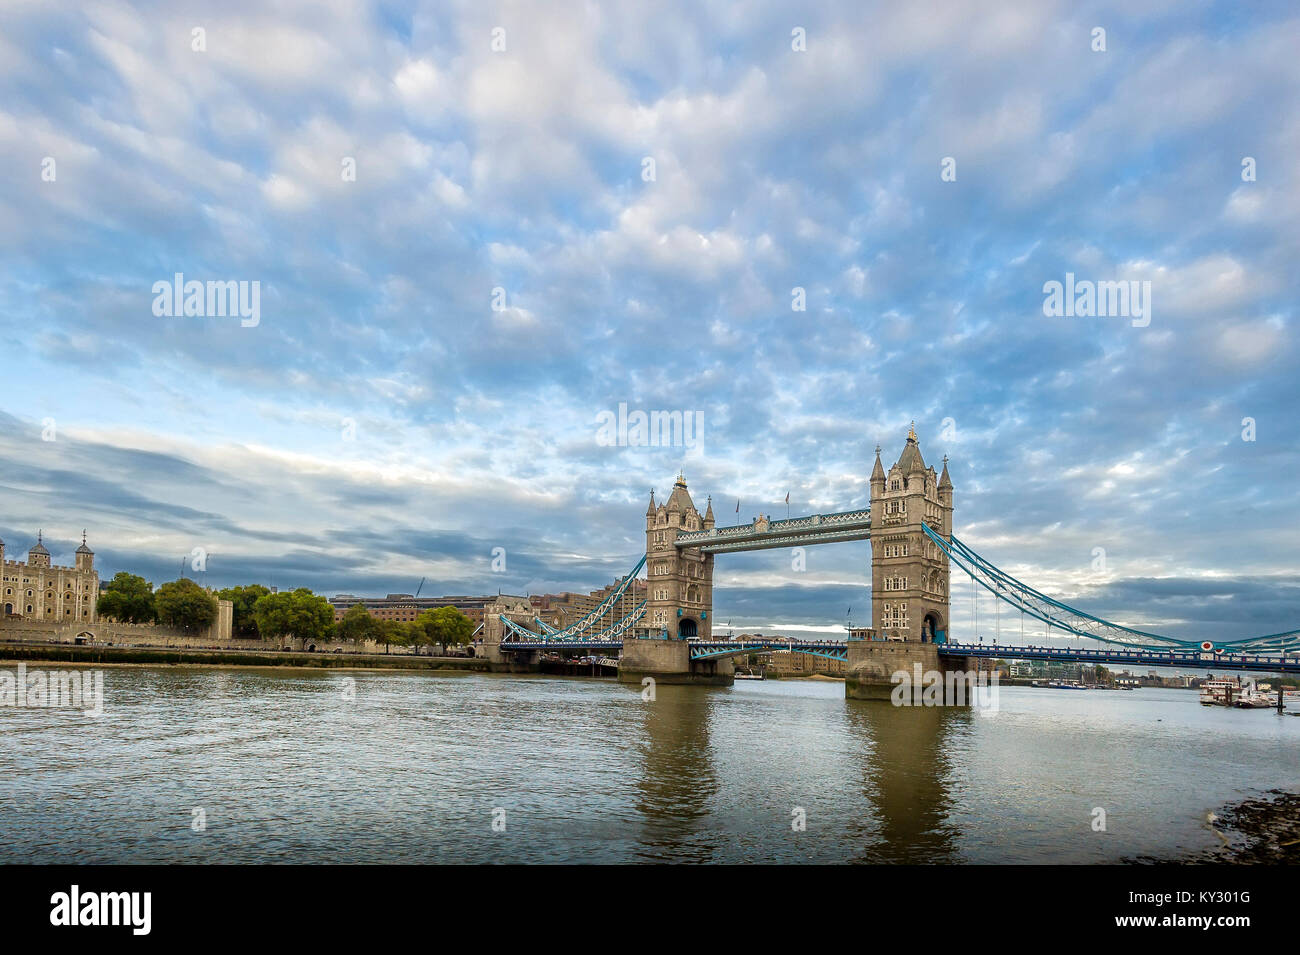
[870,444,885,494]
[938,456,953,514]
[28,531,50,568]
[75,530,94,572]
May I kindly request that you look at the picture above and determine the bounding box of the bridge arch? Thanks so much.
[679,617,698,639]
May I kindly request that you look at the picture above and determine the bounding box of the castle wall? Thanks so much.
[0,597,235,647]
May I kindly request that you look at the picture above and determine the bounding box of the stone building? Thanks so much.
[644,472,715,640]
[765,647,847,675]
[0,531,99,622]
[869,425,953,642]
[531,576,647,629]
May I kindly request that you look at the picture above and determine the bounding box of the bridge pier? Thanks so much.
[618,638,734,687]
[845,640,973,702]
[480,635,542,673]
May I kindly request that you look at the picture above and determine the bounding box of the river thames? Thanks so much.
[1,667,1296,863]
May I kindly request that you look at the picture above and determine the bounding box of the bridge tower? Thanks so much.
[848,425,965,700]
[868,424,953,643]
[619,473,732,686]
[643,473,714,640]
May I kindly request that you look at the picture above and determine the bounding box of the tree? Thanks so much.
[253,588,335,646]
[336,603,379,644]
[406,615,432,655]
[217,584,271,637]
[154,578,218,633]
[413,606,475,655]
[373,619,409,655]
[96,572,157,624]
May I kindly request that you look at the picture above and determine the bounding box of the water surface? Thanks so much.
[1,667,1295,863]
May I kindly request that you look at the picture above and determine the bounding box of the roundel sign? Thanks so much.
[1201,641,1214,652]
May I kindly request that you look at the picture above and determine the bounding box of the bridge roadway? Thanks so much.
[499,637,1300,673]
[946,641,1300,674]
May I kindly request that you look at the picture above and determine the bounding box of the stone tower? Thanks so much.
[28,532,51,568]
[869,425,953,642]
[644,473,714,640]
[75,531,94,573]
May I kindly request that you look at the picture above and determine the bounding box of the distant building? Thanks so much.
[530,577,647,629]
[1007,660,1089,681]
[764,645,846,675]
[1,531,99,622]
[329,593,528,626]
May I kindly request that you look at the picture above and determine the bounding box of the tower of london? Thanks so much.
[1,531,99,622]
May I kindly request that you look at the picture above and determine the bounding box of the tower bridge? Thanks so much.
[483,425,1300,697]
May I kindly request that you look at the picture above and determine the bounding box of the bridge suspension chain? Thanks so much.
[524,554,647,642]
[924,525,1300,654]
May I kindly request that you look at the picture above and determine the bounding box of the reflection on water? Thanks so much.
[0,666,1295,863]
[631,685,719,862]
[844,701,964,863]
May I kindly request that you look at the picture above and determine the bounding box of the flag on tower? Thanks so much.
[735,499,740,515]
[785,491,789,504]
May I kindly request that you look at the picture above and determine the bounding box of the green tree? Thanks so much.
[253,588,335,646]
[336,603,380,644]
[373,618,409,655]
[406,614,432,654]
[414,606,475,655]
[96,572,157,624]
[154,578,218,633]
[217,584,272,637]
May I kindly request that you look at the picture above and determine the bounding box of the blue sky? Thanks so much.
[1,0,1297,641]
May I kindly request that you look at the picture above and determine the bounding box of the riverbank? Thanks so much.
[0,642,490,672]
[766,671,845,681]
[1130,789,1300,864]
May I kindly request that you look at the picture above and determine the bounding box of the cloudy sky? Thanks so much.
[1,0,1297,641]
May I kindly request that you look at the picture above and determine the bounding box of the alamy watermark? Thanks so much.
[152,273,260,327]
[1042,272,1151,328]
[1,664,103,717]
[596,403,704,450]
[50,885,150,935]
[891,665,999,712]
